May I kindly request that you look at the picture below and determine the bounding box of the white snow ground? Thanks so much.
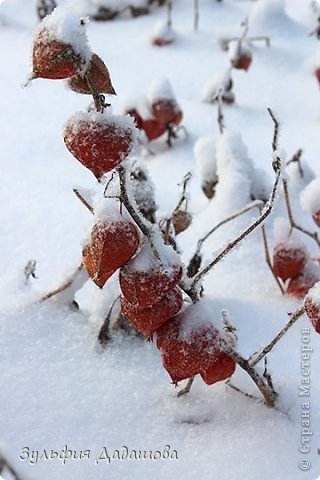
[0,0,320,479]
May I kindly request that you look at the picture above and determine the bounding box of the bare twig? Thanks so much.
[250,306,305,367]
[24,259,38,283]
[267,107,280,151]
[222,309,237,334]
[0,453,25,480]
[286,149,303,178]
[225,379,260,402]
[194,200,263,257]
[98,296,120,345]
[186,109,282,295]
[177,377,194,397]
[194,0,199,32]
[161,171,192,244]
[282,179,320,248]
[219,35,270,51]
[117,164,161,261]
[220,337,277,407]
[220,312,278,407]
[39,263,84,303]
[73,188,94,214]
[167,0,173,28]
[267,111,320,246]
[217,90,224,135]
[189,162,282,291]
[111,307,123,331]
[258,205,285,295]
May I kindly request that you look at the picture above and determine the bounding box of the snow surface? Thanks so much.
[1,0,320,479]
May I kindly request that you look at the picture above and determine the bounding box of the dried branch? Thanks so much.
[267,107,280,151]
[217,90,224,135]
[73,188,94,214]
[220,334,277,407]
[0,453,25,480]
[225,379,260,402]
[194,0,199,32]
[194,200,263,258]
[39,263,84,303]
[177,377,194,397]
[117,164,161,261]
[219,35,270,51]
[239,17,249,45]
[189,161,282,291]
[24,259,38,283]
[282,179,320,248]
[167,0,173,28]
[250,306,305,367]
[111,308,123,331]
[267,111,320,246]
[161,171,192,244]
[258,205,285,295]
[98,295,120,345]
[187,109,283,294]
[286,149,303,178]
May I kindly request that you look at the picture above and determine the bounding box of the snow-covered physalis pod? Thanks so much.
[156,300,236,385]
[64,112,137,179]
[151,99,183,127]
[273,242,308,281]
[304,282,320,334]
[148,77,183,127]
[65,53,116,96]
[272,221,309,282]
[121,288,183,340]
[229,42,252,71]
[287,264,320,300]
[32,7,91,80]
[82,206,140,288]
[143,118,167,141]
[119,243,183,308]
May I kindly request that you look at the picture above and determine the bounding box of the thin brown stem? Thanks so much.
[98,295,120,345]
[0,453,24,480]
[250,306,305,367]
[112,308,123,331]
[217,90,224,135]
[177,377,194,397]
[282,179,320,248]
[258,205,285,295]
[220,338,277,407]
[173,171,192,214]
[190,166,281,291]
[195,200,263,256]
[225,379,260,402]
[219,35,270,51]
[167,0,172,28]
[73,188,94,214]
[188,109,283,294]
[194,0,199,32]
[39,263,84,303]
[267,107,280,151]
[286,149,303,177]
[117,164,161,261]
